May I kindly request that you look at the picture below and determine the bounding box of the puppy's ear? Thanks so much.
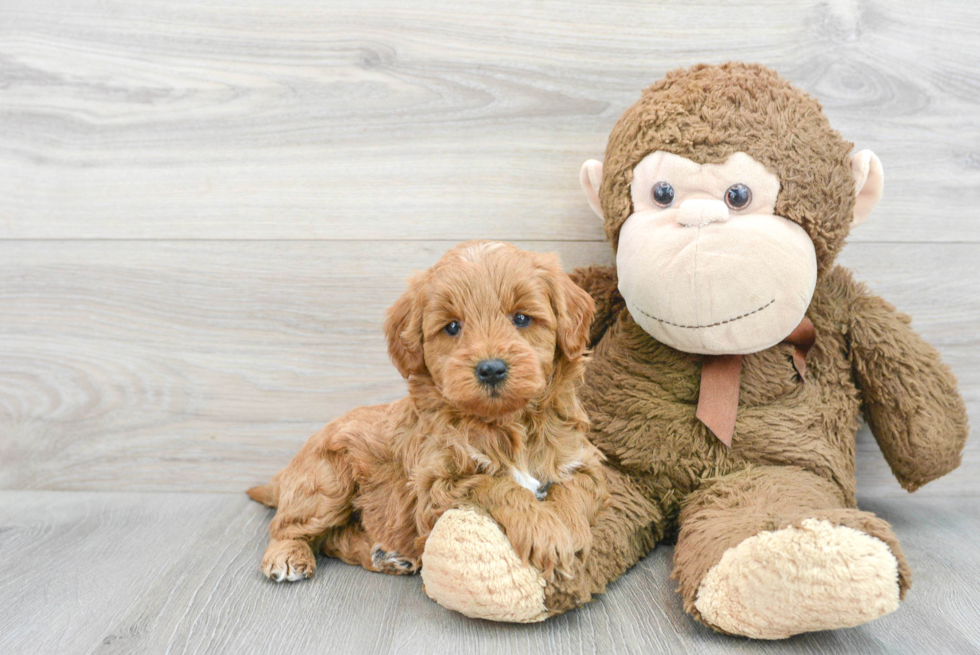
[542,256,596,360]
[384,274,426,379]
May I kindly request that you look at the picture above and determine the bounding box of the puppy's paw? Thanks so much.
[528,528,577,581]
[503,509,577,581]
[261,539,316,582]
[564,513,594,557]
[370,544,419,575]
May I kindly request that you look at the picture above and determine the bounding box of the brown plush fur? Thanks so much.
[539,63,969,630]
[248,241,607,582]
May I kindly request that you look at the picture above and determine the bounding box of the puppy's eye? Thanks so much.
[444,321,461,336]
[652,181,675,208]
[512,313,532,328]
[725,183,752,210]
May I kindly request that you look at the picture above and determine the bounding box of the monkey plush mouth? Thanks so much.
[634,299,775,330]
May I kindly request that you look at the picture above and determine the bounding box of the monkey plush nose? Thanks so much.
[475,359,508,387]
[676,199,729,227]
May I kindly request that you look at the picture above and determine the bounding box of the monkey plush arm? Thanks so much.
[841,270,969,491]
[569,265,625,347]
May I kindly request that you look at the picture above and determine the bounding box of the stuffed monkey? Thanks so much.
[419,63,968,639]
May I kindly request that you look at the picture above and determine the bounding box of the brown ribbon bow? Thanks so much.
[696,317,816,447]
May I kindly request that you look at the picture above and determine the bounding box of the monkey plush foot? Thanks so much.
[694,518,901,639]
[421,507,548,622]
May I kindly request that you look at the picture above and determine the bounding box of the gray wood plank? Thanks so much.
[1,491,977,654]
[1,0,978,243]
[1,240,975,496]
[0,491,236,655]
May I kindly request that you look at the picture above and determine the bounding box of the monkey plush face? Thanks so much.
[580,63,884,355]
[615,151,816,354]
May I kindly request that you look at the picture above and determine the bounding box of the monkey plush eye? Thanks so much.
[444,321,461,336]
[512,313,532,328]
[652,182,675,207]
[725,183,752,210]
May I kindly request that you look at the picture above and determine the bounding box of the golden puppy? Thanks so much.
[248,241,606,582]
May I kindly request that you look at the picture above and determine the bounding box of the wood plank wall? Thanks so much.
[1,0,978,497]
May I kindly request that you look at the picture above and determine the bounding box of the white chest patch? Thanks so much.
[511,468,548,500]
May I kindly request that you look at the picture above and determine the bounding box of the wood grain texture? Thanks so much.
[1,0,979,242]
[0,240,975,496]
[0,491,236,654]
[0,491,977,654]
[1,2,978,651]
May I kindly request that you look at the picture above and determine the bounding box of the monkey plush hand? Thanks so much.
[419,63,968,638]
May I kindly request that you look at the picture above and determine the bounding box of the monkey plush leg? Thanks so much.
[675,465,909,639]
[421,467,662,621]
[421,506,551,622]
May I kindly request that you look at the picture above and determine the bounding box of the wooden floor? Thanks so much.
[2,492,979,654]
[1,1,979,653]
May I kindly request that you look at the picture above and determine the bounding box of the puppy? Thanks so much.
[248,241,607,582]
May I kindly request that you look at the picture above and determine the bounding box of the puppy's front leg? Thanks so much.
[543,448,608,559]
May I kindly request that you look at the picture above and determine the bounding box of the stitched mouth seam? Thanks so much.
[635,298,775,329]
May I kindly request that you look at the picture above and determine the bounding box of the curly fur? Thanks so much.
[248,241,608,582]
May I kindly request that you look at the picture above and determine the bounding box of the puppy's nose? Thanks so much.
[475,359,508,387]
[676,199,729,227]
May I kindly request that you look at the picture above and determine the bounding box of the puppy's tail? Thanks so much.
[247,480,279,508]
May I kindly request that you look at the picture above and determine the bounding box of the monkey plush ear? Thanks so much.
[850,150,884,228]
[579,159,604,220]
[383,276,426,379]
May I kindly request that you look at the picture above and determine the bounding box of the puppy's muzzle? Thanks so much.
[475,359,508,388]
